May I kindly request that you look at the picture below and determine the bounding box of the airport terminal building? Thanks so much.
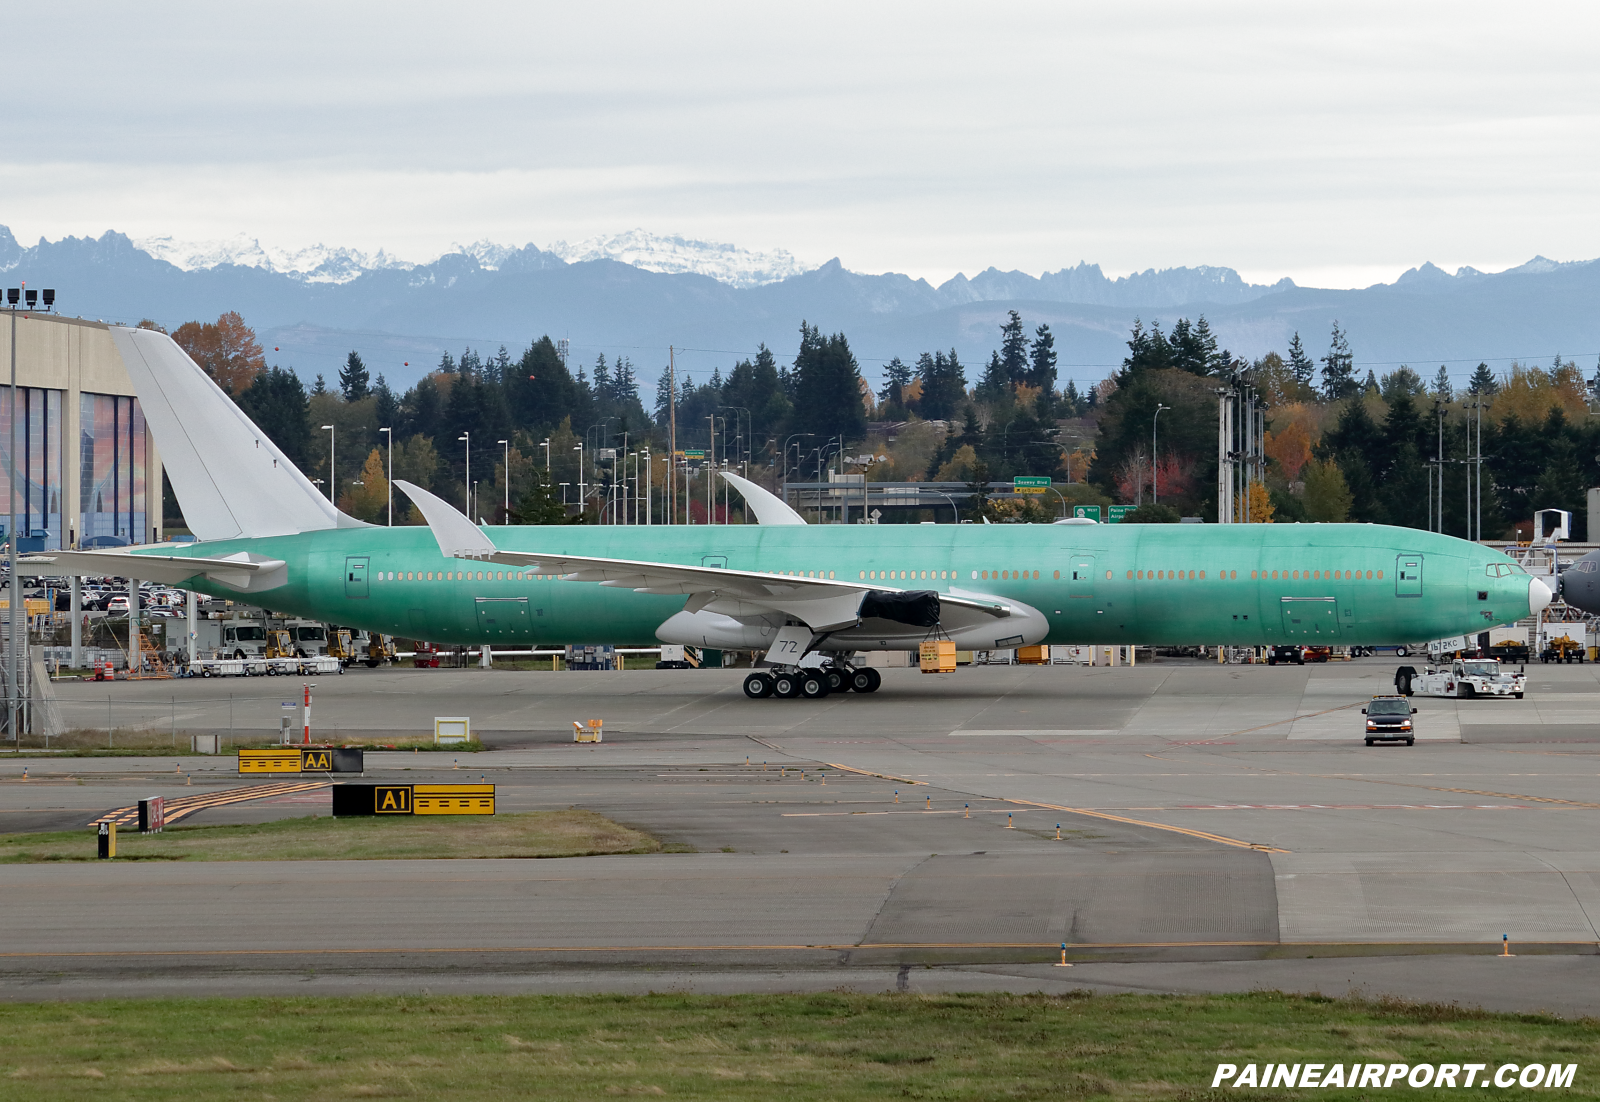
[0,311,162,551]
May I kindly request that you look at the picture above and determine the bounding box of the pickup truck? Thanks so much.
[1411,657,1526,699]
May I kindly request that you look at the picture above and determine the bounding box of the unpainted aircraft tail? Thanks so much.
[109,326,370,540]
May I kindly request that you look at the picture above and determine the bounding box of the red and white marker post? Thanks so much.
[302,683,313,744]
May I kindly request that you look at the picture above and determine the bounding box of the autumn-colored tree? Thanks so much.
[338,448,390,523]
[1241,481,1275,523]
[1264,421,1313,481]
[1489,361,1589,425]
[171,311,267,394]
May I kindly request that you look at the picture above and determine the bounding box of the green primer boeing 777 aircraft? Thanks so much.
[24,327,1551,699]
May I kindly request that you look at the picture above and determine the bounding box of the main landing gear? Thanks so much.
[743,665,881,700]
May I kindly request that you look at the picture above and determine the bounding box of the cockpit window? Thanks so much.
[1487,563,1526,578]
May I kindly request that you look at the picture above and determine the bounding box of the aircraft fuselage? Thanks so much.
[146,522,1538,650]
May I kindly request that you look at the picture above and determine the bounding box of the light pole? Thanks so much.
[574,444,584,512]
[378,427,392,525]
[322,425,335,503]
[642,448,652,525]
[5,283,54,746]
[559,483,570,511]
[1152,404,1170,505]
[498,439,509,524]
[458,432,470,515]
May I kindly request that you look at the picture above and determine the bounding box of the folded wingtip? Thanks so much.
[393,479,497,558]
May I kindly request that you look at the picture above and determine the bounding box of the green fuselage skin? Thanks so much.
[141,523,1532,649]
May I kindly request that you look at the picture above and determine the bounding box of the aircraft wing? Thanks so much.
[393,478,1011,632]
[18,550,288,592]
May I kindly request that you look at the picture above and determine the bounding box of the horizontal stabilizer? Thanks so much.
[20,549,288,592]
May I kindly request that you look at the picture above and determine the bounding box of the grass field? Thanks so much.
[0,991,1594,1100]
[0,809,675,863]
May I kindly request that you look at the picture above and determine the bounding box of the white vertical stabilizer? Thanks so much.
[109,326,367,540]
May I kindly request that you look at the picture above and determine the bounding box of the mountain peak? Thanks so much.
[544,229,814,288]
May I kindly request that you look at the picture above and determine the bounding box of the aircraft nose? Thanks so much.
[1528,576,1554,614]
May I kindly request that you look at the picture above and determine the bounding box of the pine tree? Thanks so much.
[999,310,1028,385]
[1027,324,1057,393]
[339,350,370,401]
[1063,378,1082,416]
[437,351,456,374]
[510,468,580,525]
[879,356,914,406]
[977,351,1009,402]
[918,349,967,421]
[1466,362,1498,396]
[373,373,400,430]
[311,373,328,396]
[1121,318,1173,377]
[1193,316,1219,374]
[1433,365,1453,402]
[1286,332,1315,387]
[236,367,311,470]
[1320,322,1357,400]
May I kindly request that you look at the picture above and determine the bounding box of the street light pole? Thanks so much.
[1152,404,1169,505]
[458,432,470,515]
[322,424,335,503]
[378,427,392,525]
[498,439,509,524]
[574,444,584,513]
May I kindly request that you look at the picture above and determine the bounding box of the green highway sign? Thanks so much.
[676,450,706,459]
[1013,475,1050,494]
[1107,505,1136,523]
[1072,505,1102,522]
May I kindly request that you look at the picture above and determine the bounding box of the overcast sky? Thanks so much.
[5,1,1598,288]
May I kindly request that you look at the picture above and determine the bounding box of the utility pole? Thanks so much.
[668,346,676,526]
[322,424,335,503]
[379,426,392,525]
[499,439,509,524]
[1152,404,1169,505]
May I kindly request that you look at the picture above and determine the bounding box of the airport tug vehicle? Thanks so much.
[1412,657,1526,699]
[1363,695,1418,746]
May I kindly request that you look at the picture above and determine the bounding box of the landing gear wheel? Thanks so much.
[848,668,879,693]
[799,673,830,699]
[772,673,800,699]
[824,669,847,693]
[743,673,774,699]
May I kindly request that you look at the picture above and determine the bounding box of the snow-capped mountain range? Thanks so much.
[130,228,814,289]
[4,220,1599,398]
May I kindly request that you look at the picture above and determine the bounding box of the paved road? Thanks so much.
[6,659,1600,1002]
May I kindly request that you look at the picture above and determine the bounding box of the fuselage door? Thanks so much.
[345,556,369,599]
[1395,554,1423,597]
[1067,554,1095,598]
